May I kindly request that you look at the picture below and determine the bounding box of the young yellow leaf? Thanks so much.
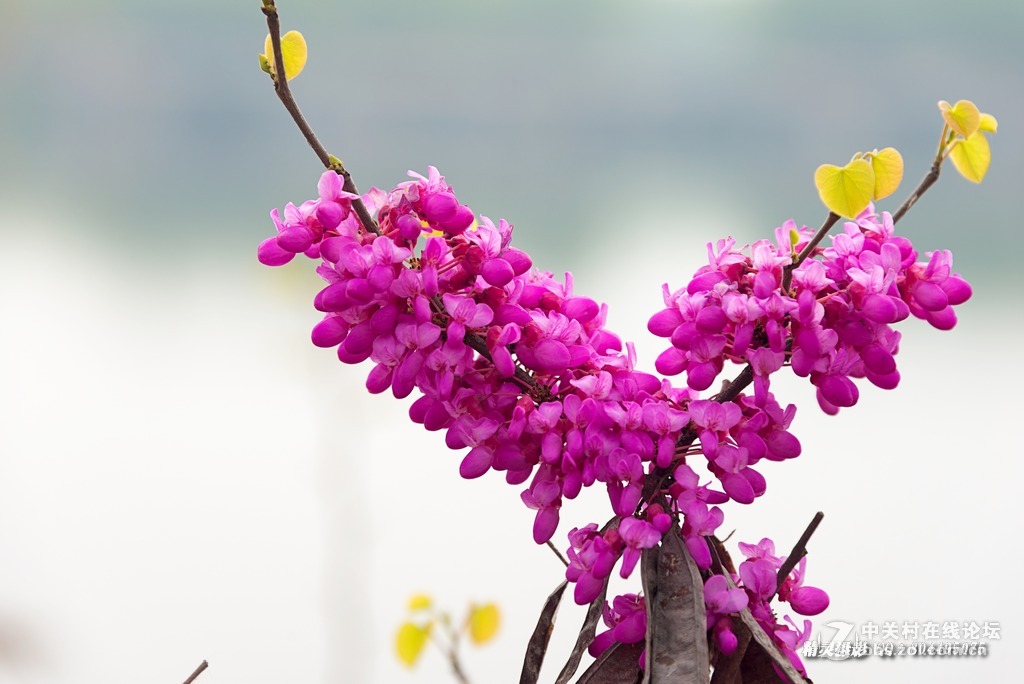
[979,113,998,134]
[467,603,500,645]
[788,227,800,247]
[407,594,433,611]
[938,100,981,139]
[263,30,308,81]
[868,147,904,201]
[813,159,875,218]
[949,132,991,183]
[395,622,430,667]
[258,53,272,75]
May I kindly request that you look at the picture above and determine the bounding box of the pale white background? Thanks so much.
[1,0,1020,682]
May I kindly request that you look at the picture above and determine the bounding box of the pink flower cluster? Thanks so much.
[650,214,971,414]
[706,538,828,672]
[259,167,970,669]
[591,537,828,674]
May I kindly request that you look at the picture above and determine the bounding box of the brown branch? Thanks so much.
[429,622,472,684]
[770,511,824,601]
[445,649,472,684]
[182,660,208,684]
[546,540,570,568]
[892,160,941,224]
[261,1,379,236]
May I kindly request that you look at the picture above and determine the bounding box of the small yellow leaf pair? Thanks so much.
[393,596,500,669]
[814,148,904,218]
[939,100,998,184]
[260,30,307,81]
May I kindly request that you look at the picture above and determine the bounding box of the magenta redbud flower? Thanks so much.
[788,586,829,616]
[739,558,777,600]
[315,171,358,229]
[485,323,521,378]
[644,503,673,534]
[648,307,684,337]
[680,501,724,569]
[714,618,739,655]
[421,191,474,234]
[777,557,829,616]
[618,517,660,578]
[442,293,494,341]
[589,593,647,657]
[521,480,562,544]
[310,315,348,348]
[751,241,788,298]
[704,574,748,614]
[273,204,316,253]
[610,605,646,644]
[738,537,783,566]
[257,236,296,266]
[421,192,458,223]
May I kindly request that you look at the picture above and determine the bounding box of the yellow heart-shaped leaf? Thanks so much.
[467,603,500,645]
[263,30,307,81]
[938,100,981,139]
[395,622,430,667]
[868,147,904,201]
[979,112,998,134]
[949,132,991,183]
[814,158,875,218]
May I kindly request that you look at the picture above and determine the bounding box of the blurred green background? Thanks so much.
[0,1,1019,683]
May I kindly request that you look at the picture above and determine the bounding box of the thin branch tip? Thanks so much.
[183,660,209,684]
[772,511,825,600]
[546,540,570,568]
[260,1,380,235]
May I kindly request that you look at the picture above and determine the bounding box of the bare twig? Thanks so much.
[771,511,824,601]
[182,660,208,684]
[546,540,570,568]
[429,628,472,684]
[261,1,379,236]
[892,160,941,224]
[445,649,472,684]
